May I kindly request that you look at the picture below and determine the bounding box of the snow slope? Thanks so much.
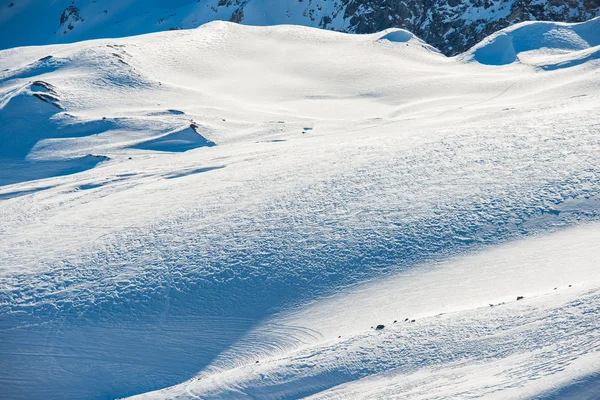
[135,224,600,399]
[1,20,600,400]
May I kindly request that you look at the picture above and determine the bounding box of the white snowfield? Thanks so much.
[0,17,600,400]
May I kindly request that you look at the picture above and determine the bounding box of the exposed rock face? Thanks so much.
[59,5,84,33]
[1,0,599,55]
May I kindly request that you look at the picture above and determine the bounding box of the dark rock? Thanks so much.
[230,7,244,23]
[375,324,385,330]
[33,93,62,109]
[517,296,524,301]
[60,5,83,27]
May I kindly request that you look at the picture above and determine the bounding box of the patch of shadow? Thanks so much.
[33,93,62,109]
[147,109,185,116]
[541,48,600,71]
[255,139,287,144]
[132,125,216,153]
[30,80,57,93]
[358,92,379,98]
[78,182,105,190]
[165,165,225,180]
[379,30,413,43]
[0,185,56,200]
[4,56,66,81]
[0,155,109,187]
[539,372,600,400]
[305,94,337,100]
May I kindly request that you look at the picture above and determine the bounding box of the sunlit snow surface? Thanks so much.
[1,19,600,400]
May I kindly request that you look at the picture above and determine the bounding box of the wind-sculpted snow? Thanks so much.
[1,21,600,400]
[465,18,600,66]
[137,287,600,399]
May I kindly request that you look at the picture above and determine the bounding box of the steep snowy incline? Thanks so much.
[0,21,600,400]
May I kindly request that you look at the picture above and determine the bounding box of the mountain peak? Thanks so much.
[1,0,599,55]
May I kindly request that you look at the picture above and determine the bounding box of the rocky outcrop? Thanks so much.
[59,5,84,34]
[317,0,600,55]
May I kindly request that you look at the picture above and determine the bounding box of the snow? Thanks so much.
[464,17,600,66]
[1,19,600,400]
[378,29,415,43]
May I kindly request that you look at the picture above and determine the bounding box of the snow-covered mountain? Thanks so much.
[1,0,600,54]
[1,13,600,399]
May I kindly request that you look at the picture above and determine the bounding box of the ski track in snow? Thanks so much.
[0,20,600,400]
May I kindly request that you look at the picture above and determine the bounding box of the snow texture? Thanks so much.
[1,18,600,400]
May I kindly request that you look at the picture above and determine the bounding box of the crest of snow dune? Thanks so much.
[463,17,600,68]
[378,29,414,43]
[377,28,442,54]
[132,124,216,152]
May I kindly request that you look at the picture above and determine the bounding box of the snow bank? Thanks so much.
[378,29,414,43]
[464,17,600,67]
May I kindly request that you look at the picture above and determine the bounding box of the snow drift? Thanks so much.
[465,17,600,67]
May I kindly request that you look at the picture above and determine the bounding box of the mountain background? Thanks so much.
[1,0,599,54]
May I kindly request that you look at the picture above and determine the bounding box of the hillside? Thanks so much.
[1,0,600,55]
[1,17,600,400]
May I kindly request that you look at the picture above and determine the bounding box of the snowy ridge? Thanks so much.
[1,0,600,55]
[0,19,600,400]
